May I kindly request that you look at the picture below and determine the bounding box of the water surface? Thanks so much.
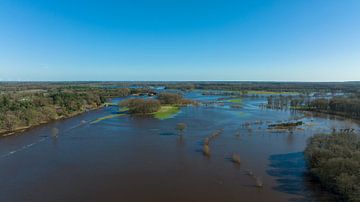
[0,92,357,201]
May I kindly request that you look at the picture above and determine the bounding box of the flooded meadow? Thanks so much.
[0,91,358,201]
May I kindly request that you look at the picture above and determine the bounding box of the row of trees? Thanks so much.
[308,98,360,119]
[263,93,360,120]
[289,96,360,120]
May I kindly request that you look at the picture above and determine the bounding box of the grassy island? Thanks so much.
[227,98,242,103]
[119,92,193,120]
[153,105,180,120]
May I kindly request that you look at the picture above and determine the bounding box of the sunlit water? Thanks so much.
[0,91,358,201]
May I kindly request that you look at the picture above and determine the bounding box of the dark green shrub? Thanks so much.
[120,98,161,114]
[305,133,360,201]
[156,92,183,105]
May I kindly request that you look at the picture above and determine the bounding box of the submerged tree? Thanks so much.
[231,153,241,165]
[175,123,187,134]
[203,145,210,156]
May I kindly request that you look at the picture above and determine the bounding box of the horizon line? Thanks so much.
[0,80,359,83]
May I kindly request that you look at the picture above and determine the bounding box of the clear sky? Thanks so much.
[0,0,359,81]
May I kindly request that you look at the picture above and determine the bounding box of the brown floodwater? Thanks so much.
[0,92,358,202]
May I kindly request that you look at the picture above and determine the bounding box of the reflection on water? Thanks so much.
[0,92,358,201]
[267,152,337,201]
[50,127,59,145]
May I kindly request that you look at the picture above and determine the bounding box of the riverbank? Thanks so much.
[0,104,104,138]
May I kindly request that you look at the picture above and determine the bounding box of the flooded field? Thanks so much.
[0,91,358,202]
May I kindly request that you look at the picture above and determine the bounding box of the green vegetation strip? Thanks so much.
[90,114,125,124]
[153,106,180,120]
[227,98,242,103]
[119,107,129,112]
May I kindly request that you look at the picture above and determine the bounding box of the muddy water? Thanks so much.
[0,92,358,202]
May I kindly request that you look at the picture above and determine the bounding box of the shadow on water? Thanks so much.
[159,132,177,136]
[267,152,337,202]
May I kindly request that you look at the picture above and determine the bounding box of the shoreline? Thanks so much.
[0,105,105,138]
[293,108,360,124]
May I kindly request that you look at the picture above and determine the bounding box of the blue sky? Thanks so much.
[0,0,359,81]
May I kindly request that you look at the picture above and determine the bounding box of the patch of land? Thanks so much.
[153,105,180,120]
[227,98,242,103]
[90,114,126,124]
[268,121,303,129]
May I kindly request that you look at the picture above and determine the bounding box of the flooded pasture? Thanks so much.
[0,91,358,201]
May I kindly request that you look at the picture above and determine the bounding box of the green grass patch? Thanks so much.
[90,114,125,124]
[153,105,180,120]
[227,98,242,103]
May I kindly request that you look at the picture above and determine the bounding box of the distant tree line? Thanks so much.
[2,81,360,93]
[163,82,360,94]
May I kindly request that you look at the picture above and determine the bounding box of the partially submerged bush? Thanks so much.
[204,137,210,145]
[231,153,241,164]
[120,98,161,114]
[51,127,59,138]
[210,129,223,140]
[203,145,210,156]
[176,123,187,132]
[305,133,360,201]
[255,176,263,188]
